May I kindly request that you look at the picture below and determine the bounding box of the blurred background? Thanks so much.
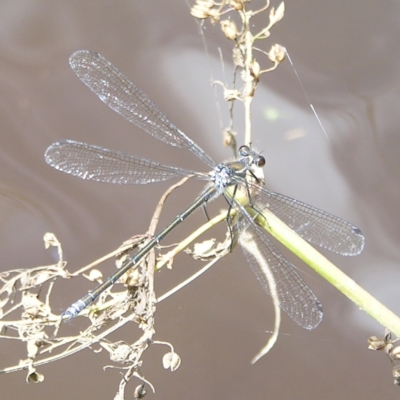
[1,0,400,398]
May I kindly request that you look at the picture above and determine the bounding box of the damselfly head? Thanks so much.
[238,145,265,167]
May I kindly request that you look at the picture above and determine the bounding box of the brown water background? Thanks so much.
[1,1,400,399]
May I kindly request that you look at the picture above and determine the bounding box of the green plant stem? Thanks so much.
[156,187,400,335]
[252,206,400,336]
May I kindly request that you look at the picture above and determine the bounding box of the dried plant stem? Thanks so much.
[158,257,222,303]
[0,310,142,374]
[242,23,255,146]
[156,210,228,271]
[157,210,230,302]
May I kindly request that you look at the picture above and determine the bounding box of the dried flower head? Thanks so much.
[268,44,286,63]
[190,0,214,19]
[229,0,244,11]
[220,19,238,41]
[269,2,285,26]
[250,59,261,80]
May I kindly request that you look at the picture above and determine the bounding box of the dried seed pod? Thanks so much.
[162,351,181,371]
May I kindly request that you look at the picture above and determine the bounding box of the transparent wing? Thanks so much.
[249,183,364,256]
[237,204,323,330]
[45,140,204,185]
[69,50,215,168]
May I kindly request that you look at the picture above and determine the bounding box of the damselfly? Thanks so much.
[45,50,364,328]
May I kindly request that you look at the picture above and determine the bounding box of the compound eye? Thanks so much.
[238,145,250,157]
[256,156,266,167]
